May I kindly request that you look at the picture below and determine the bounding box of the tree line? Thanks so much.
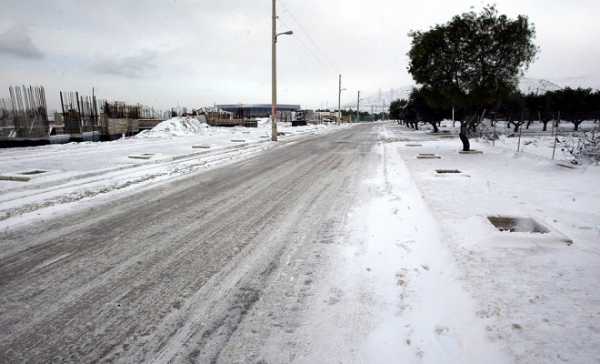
[390,87,600,133]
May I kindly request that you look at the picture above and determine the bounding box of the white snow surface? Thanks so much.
[279,122,599,363]
[286,132,511,362]
[1,121,599,363]
[137,117,210,137]
[383,122,600,363]
[0,117,349,230]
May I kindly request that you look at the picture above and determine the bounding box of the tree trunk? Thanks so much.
[542,121,549,132]
[429,121,439,133]
[459,122,470,151]
[574,121,581,131]
[513,123,520,133]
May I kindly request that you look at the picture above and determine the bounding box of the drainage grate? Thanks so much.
[406,143,423,147]
[418,154,441,159]
[128,153,155,160]
[383,137,411,143]
[0,175,31,182]
[19,170,47,175]
[488,216,550,234]
[436,169,462,174]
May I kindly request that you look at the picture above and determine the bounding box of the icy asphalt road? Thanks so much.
[0,124,378,363]
[0,123,507,363]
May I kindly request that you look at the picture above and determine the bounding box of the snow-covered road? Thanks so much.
[1,123,598,363]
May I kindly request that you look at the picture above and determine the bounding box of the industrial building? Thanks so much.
[217,104,301,119]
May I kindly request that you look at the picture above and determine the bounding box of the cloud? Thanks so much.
[0,25,44,59]
[91,49,159,78]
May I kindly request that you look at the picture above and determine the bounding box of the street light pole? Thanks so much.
[272,0,278,141]
[271,0,293,142]
[356,90,360,123]
[337,75,347,124]
[338,74,342,124]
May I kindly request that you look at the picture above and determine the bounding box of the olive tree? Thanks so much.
[407,5,537,151]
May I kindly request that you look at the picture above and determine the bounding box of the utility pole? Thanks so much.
[271,0,278,141]
[552,111,560,160]
[356,91,361,123]
[338,74,342,124]
[271,0,293,141]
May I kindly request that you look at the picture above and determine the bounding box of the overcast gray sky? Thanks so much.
[1,0,599,111]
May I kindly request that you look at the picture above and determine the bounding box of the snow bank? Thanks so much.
[137,117,209,138]
[392,123,600,363]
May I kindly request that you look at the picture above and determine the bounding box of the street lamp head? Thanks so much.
[277,30,294,37]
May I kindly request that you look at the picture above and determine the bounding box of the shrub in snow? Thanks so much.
[560,132,600,163]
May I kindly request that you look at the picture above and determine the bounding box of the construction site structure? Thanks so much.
[0,86,49,144]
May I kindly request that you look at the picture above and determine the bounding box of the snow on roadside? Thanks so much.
[288,127,509,363]
[136,117,210,138]
[389,122,600,363]
[0,119,351,231]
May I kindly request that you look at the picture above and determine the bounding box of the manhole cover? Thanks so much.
[436,169,462,174]
[488,216,550,234]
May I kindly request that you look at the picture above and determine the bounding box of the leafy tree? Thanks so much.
[403,87,448,132]
[389,99,407,120]
[407,5,537,150]
[499,92,527,132]
[552,88,594,130]
[522,92,554,131]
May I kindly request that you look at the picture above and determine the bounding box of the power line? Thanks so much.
[277,16,332,73]
[279,0,339,74]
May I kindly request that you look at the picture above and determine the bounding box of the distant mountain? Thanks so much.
[350,78,563,112]
[345,86,414,111]
[518,78,562,95]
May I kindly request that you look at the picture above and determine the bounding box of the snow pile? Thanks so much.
[256,117,270,127]
[137,117,209,138]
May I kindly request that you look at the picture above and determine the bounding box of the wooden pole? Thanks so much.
[552,111,560,160]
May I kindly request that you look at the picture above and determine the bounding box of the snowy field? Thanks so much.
[383,123,600,363]
[0,117,349,230]
[421,119,600,161]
